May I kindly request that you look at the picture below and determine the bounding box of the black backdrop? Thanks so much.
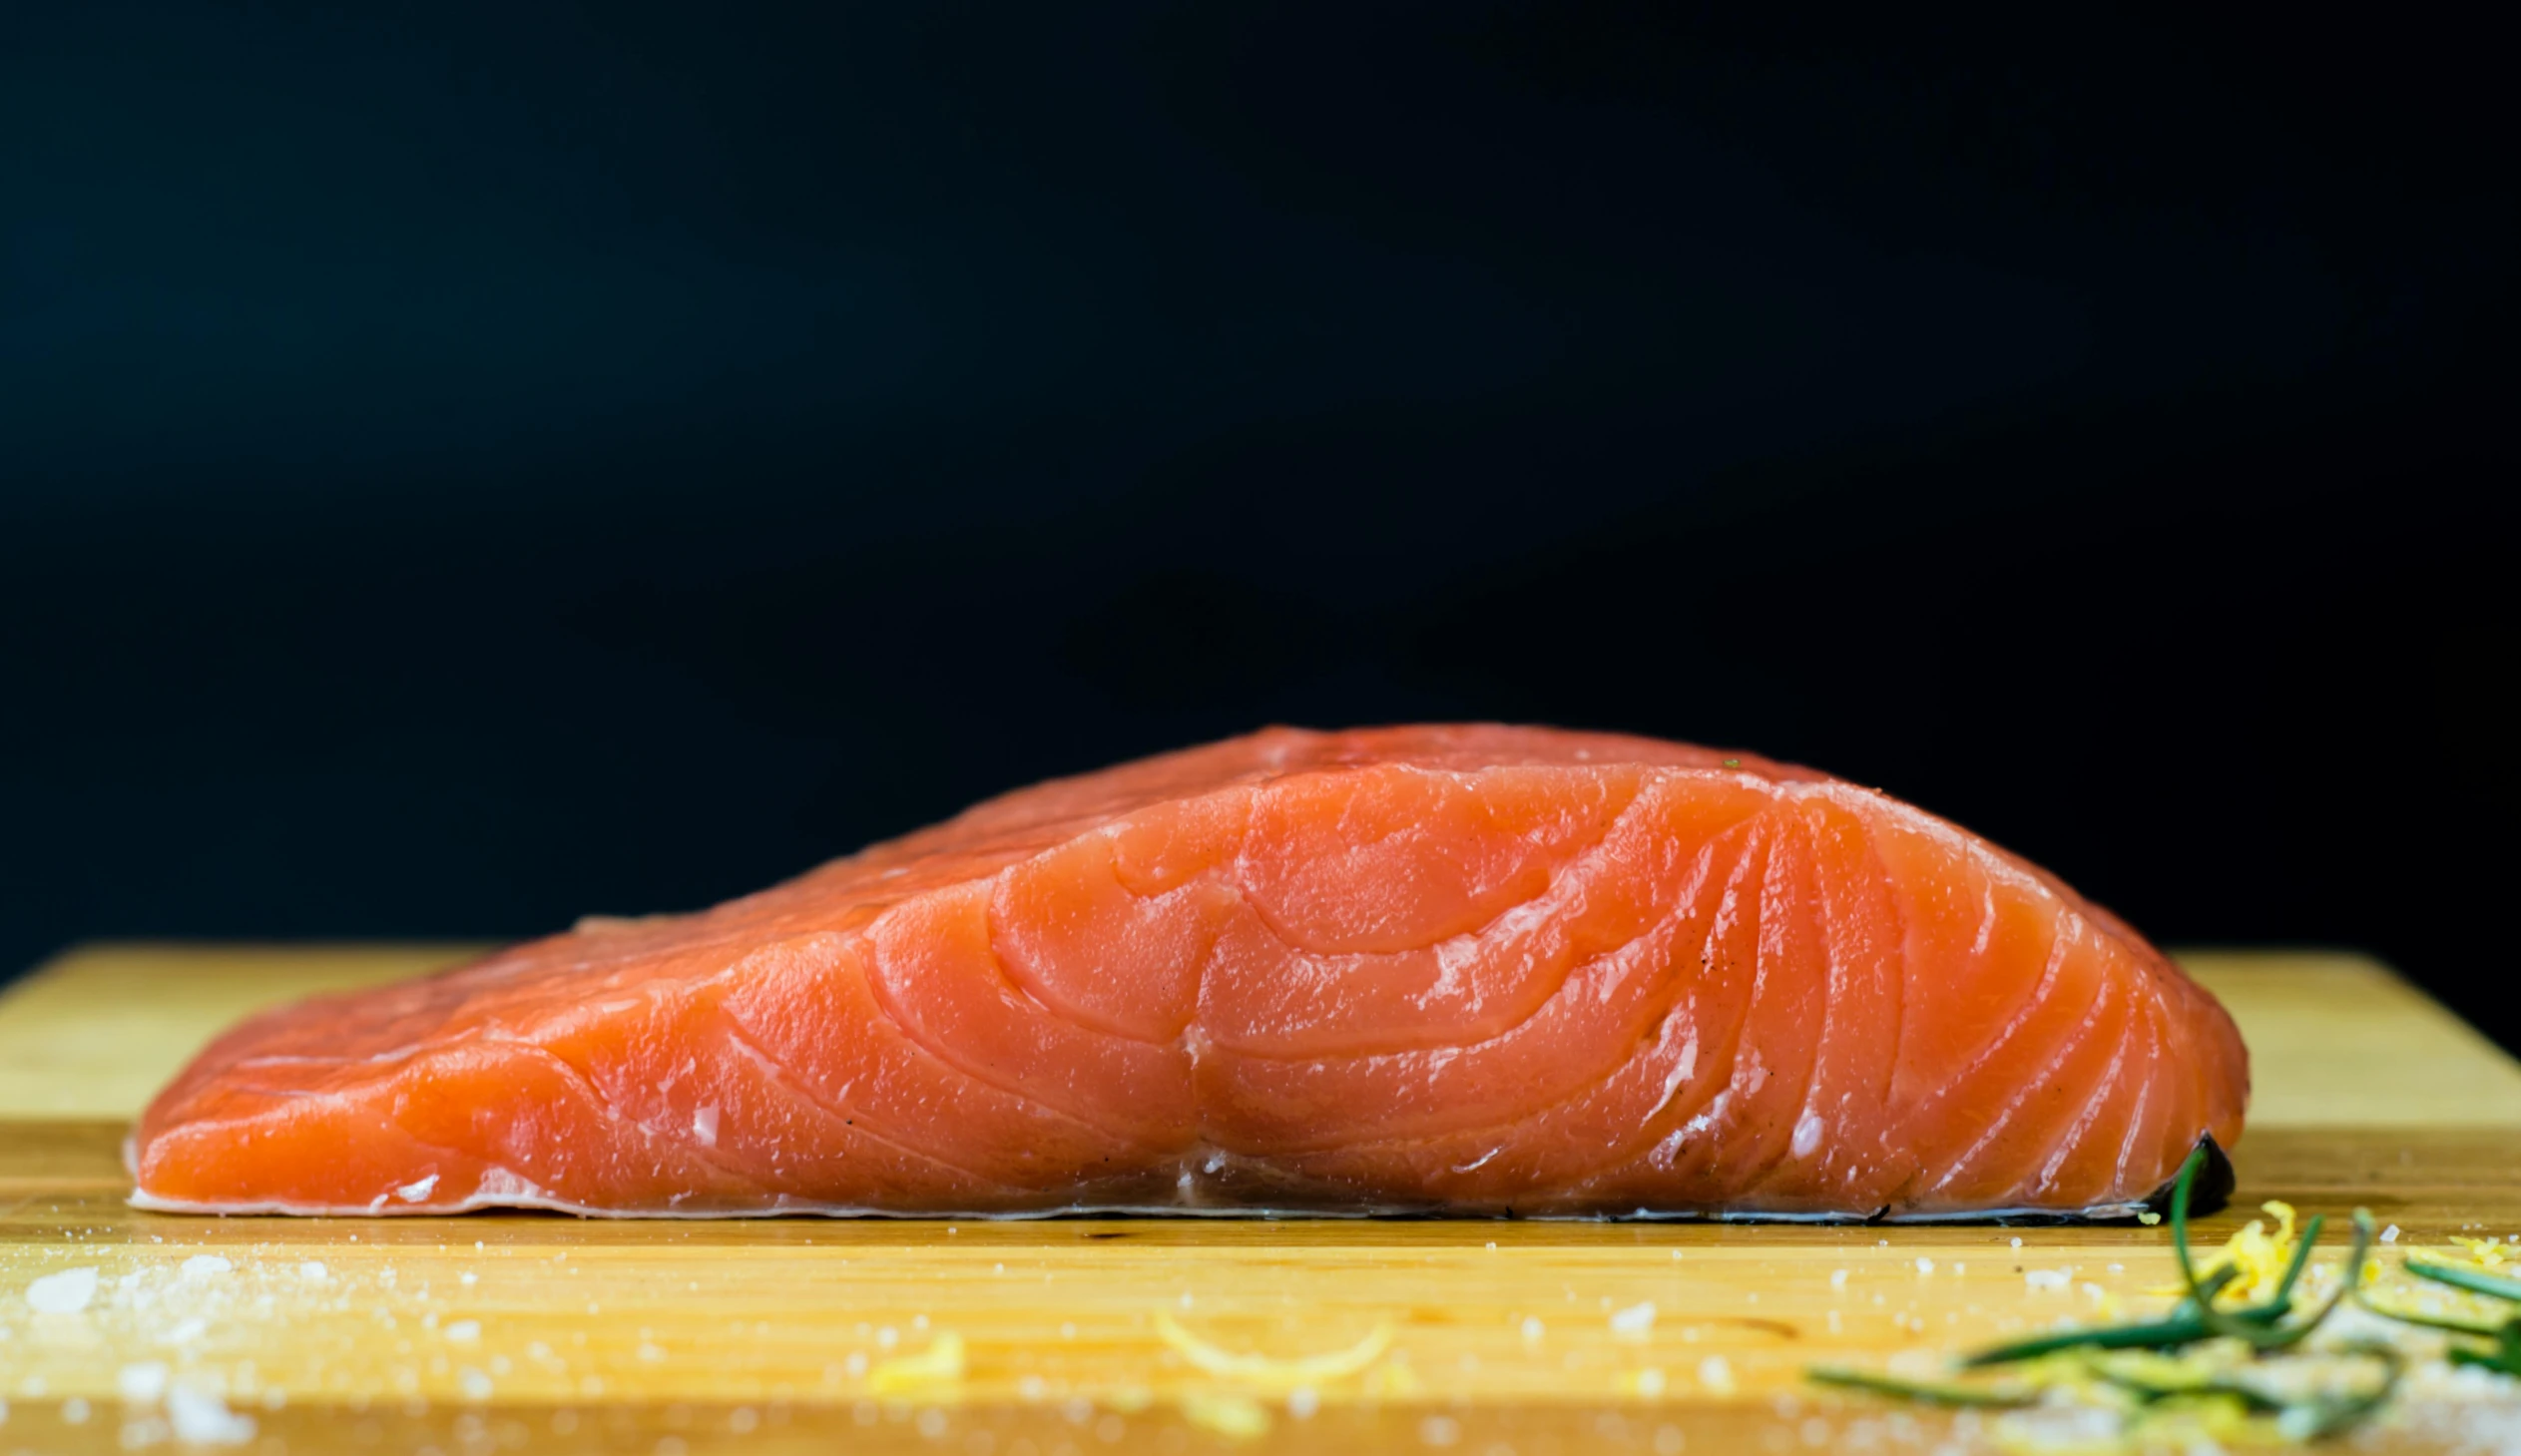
[5,5,2514,1050]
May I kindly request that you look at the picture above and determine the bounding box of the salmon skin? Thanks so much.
[131,725,2248,1220]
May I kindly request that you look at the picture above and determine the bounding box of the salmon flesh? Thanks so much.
[131,726,2248,1219]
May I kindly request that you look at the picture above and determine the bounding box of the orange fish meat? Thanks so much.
[131,725,2247,1219]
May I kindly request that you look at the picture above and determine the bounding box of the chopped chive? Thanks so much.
[2168,1144,2220,1298]
[1958,1266,2251,1367]
[2405,1258,2521,1303]
[2443,1321,2521,1376]
[2265,1212,2325,1306]
[2443,1322,2521,1378]
[2170,1156,2368,1352]
[2448,1344,2518,1375]
[2355,1272,2508,1339]
[2084,1361,2287,1414]
[2355,1296,2505,1339]
[2273,1340,2402,1442]
[2358,1261,2521,1370]
[1805,1152,2404,1439]
[2254,1209,2369,1351]
[1805,1365,2039,1407]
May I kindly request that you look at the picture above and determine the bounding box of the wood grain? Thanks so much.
[2178,951,2521,1126]
[2,945,2518,1454]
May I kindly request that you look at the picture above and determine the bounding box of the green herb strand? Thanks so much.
[1805,1150,2401,1444]
[2355,1256,2521,1373]
[2404,1258,2521,1303]
[2170,1157,2369,1352]
[2264,1212,2326,1305]
[1804,1366,2040,1407]
[2081,1357,2288,1414]
[1965,1146,2324,1371]
[2272,1340,2403,1443]
[2356,1298,2505,1339]
[2443,1323,2521,1378]
[1958,1266,2258,1368]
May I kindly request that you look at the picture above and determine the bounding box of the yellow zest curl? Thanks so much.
[867,1331,966,1393]
[2450,1236,2511,1270]
[1178,1392,1271,1441]
[1153,1311,1395,1392]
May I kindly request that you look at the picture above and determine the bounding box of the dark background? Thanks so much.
[5,5,2513,1049]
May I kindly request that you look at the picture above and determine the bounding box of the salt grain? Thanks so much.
[25,1266,99,1313]
[119,1362,172,1402]
[444,1320,481,1343]
[167,1388,256,1445]
[180,1254,234,1279]
[1611,1301,1657,1336]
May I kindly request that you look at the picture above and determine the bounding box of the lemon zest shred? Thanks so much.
[1178,1392,1271,1441]
[2145,1203,2302,1302]
[1362,1355,1422,1397]
[1152,1311,1394,1391]
[866,1331,966,1393]
[2450,1237,2510,1270]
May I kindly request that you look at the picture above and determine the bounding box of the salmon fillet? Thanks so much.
[131,725,2247,1219]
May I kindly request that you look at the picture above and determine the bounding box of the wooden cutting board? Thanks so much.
[4,945,2519,1454]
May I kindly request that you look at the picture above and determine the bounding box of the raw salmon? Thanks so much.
[131,725,2247,1219]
